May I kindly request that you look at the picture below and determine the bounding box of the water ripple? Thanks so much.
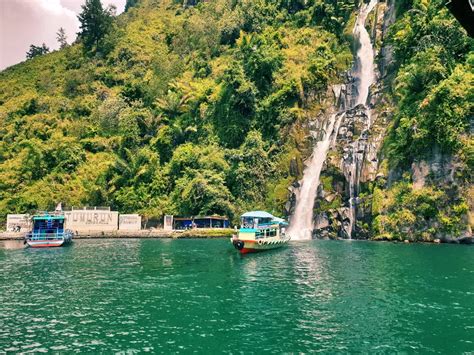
[0,239,473,353]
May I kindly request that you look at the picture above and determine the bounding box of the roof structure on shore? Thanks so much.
[173,215,229,221]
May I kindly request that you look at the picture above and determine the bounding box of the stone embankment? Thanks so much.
[0,228,234,240]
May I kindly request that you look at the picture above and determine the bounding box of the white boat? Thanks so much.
[25,212,73,248]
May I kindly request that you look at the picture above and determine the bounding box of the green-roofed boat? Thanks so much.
[25,212,73,248]
[231,211,290,254]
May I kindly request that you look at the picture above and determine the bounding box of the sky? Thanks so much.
[0,0,126,70]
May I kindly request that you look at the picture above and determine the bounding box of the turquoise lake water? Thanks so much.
[0,239,473,353]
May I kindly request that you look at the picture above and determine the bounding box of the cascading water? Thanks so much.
[353,0,377,106]
[288,0,377,240]
[344,0,378,238]
[287,114,338,240]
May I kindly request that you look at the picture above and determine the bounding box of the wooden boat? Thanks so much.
[231,211,290,254]
[25,212,73,248]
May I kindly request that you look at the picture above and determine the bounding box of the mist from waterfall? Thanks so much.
[287,114,337,240]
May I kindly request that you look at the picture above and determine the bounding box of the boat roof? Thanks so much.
[241,211,276,219]
[32,214,65,221]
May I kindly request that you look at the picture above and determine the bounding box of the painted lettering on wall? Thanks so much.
[71,212,114,225]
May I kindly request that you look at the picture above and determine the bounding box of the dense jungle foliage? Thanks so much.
[0,0,472,237]
[372,0,473,240]
[0,0,357,224]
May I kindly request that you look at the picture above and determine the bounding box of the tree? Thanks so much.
[77,0,114,52]
[212,64,256,148]
[125,0,139,11]
[311,0,356,36]
[56,27,68,49]
[26,43,49,59]
[228,130,271,202]
[238,32,283,95]
[172,170,234,218]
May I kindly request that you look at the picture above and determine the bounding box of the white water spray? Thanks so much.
[288,114,338,240]
[353,0,377,106]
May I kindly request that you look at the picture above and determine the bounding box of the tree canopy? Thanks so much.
[77,0,115,52]
[26,43,49,59]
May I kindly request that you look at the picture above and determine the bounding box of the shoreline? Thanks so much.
[0,228,235,241]
[0,230,471,244]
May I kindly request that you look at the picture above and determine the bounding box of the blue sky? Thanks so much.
[0,0,126,70]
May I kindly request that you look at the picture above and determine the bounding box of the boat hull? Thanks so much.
[231,237,290,254]
[26,239,65,248]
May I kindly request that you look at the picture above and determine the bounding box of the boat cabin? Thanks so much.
[31,214,67,240]
[239,211,288,240]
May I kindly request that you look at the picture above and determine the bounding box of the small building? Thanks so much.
[172,216,230,230]
[6,214,31,232]
[119,214,142,231]
[163,215,174,231]
[64,207,119,233]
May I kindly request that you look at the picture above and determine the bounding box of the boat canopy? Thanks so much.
[32,215,65,221]
[240,211,288,226]
[241,211,275,219]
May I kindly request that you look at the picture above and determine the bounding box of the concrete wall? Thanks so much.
[164,215,173,231]
[65,210,119,232]
[6,214,31,232]
[119,214,141,231]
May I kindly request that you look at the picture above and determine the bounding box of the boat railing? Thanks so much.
[30,231,66,241]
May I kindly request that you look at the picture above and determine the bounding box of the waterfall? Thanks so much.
[288,0,378,240]
[353,0,377,106]
[287,114,338,240]
[343,0,377,238]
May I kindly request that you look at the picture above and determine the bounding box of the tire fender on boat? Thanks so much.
[235,240,244,250]
[258,240,263,245]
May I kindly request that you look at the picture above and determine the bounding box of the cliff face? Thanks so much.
[299,0,473,242]
[286,1,392,240]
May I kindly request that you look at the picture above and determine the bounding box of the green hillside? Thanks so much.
[373,0,473,240]
[0,0,354,222]
[0,0,472,239]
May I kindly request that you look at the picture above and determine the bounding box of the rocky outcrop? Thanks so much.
[287,0,472,242]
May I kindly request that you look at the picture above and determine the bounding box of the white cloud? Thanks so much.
[60,0,126,14]
[0,0,126,70]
